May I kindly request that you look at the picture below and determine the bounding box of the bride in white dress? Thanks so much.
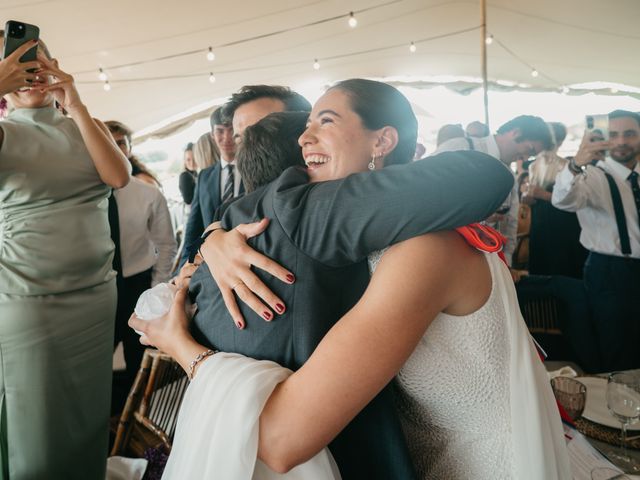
[131,79,571,480]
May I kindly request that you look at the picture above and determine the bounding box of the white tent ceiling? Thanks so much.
[3,0,640,134]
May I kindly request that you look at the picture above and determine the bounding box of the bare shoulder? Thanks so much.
[383,231,492,316]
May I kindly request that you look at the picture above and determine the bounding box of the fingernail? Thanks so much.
[286,274,295,283]
[275,303,285,314]
[262,311,272,321]
[236,321,244,330]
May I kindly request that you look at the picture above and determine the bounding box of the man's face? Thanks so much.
[498,129,544,164]
[609,117,640,165]
[212,124,236,160]
[232,97,286,144]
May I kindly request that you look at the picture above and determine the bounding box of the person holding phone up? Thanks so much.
[0,28,130,479]
[552,110,640,373]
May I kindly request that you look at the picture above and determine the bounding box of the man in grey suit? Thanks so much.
[190,131,514,478]
[179,86,311,266]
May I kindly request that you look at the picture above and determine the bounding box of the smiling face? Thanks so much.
[609,116,640,166]
[298,88,383,183]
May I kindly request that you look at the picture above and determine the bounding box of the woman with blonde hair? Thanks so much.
[193,131,220,170]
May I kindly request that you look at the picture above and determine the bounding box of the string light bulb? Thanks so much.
[561,86,570,94]
[209,72,216,83]
[207,47,215,62]
[485,35,493,45]
[409,42,416,53]
[313,59,320,70]
[348,12,357,28]
[531,69,539,78]
[98,68,107,81]
[610,87,619,93]
[103,81,111,92]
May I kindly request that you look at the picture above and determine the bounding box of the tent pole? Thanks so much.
[480,0,490,128]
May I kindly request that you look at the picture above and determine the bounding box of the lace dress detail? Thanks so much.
[368,249,515,479]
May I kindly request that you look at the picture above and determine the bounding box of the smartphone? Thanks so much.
[585,114,609,142]
[2,20,40,63]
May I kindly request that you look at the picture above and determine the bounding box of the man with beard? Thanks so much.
[553,110,640,371]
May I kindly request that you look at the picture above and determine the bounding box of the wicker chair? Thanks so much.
[111,349,189,457]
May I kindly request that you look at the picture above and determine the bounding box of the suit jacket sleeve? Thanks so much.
[179,172,206,267]
[273,151,514,268]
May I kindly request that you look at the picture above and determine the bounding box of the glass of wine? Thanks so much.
[606,372,640,472]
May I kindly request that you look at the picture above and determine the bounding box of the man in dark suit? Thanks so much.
[179,87,312,266]
[190,144,514,478]
[179,107,238,266]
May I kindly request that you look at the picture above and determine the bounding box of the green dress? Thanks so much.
[0,106,117,479]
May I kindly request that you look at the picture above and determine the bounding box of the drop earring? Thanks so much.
[368,155,376,171]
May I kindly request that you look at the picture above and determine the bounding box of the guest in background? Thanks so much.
[466,120,490,138]
[552,110,640,371]
[0,37,129,479]
[193,131,219,171]
[434,115,552,273]
[436,123,465,146]
[105,124,177,411]
[525,123,586,278]
[513,171,532,270]
[105,120,160,187]
[179,142,198,205]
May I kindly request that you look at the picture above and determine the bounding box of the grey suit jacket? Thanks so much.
[189,151,514,479]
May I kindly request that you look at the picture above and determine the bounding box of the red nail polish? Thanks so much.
[236,322,244,329]
[286,274,295,283]
[275,303,285,313]
[262,311,272,321]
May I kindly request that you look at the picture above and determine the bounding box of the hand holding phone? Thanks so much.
[0,40,41,96]
[3,20,39,63]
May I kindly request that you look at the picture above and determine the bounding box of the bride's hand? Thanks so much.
[199,218,295,330]
[129,287,192,359]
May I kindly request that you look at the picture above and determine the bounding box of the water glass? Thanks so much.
[551,376,586,421]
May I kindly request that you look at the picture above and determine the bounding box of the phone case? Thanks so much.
[3,20,40,62]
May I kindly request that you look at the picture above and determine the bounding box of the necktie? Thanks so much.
[222,164,235,204]
[628,170,640,223]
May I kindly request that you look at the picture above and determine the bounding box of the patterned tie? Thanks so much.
[222,164,235,204]
[628,170,640,223]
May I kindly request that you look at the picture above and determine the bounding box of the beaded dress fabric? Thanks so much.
[368,249,515,479]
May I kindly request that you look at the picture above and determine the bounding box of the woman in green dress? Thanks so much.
[0,37,130,479]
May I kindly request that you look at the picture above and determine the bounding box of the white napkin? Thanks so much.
[133,282,177,334]
[548,366,578,379]
[105,456,147,480]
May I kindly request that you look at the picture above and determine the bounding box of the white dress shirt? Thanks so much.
[219,157,242,199]
[552,159,640,258]
[114,178,177,284]
[432,135,518,266]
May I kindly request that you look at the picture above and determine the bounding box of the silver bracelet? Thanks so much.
[188,349,216,380]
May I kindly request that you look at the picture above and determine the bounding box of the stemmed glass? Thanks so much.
[606,372,640,472]
[551,377,587,421]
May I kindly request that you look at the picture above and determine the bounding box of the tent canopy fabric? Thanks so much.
[3,0,639,134]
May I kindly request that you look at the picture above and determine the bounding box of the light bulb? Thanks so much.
[207,47,215,62]
[348,12,357,28]
[409,42,416,53]
[103,81,111,92]
[209,73,216,83]
[313,59,320,70]
[98,68,107,81]
[610,87,619,93]
[531,69,539,78]
[561,86,570,94]
[485,35,493,45]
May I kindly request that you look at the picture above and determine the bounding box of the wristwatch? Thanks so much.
[568,157,586,175]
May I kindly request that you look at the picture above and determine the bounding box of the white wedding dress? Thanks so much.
[368,249,572,480]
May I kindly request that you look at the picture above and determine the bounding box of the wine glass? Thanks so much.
[606,372,640,471]
[551,377,586,421]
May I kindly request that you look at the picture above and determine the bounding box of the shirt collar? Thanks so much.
[602,158,640,180]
